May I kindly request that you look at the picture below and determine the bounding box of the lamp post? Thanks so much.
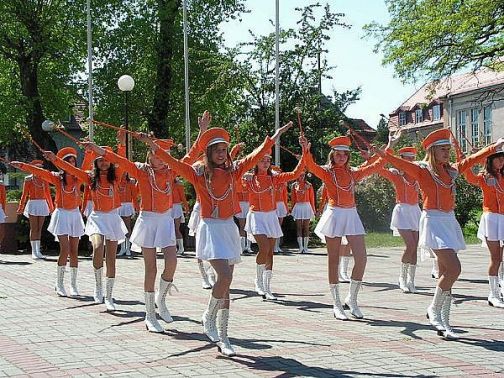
[117,75,135,160]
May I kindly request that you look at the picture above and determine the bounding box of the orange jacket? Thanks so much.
[18,174,54,213]
[155,137,276,219]
[379,168,420,205]
[274,182,288,209]
[291,181,316,212]
[53,156,123,212]
[245,158,305,212]
[304,151,383,208]
[464,169,504,214]
[318,184,328,213]
[118,174,140,208]
[237,180,249,202]
[384,144,497,212]
[172,178,189,211]
[0,185,6,211]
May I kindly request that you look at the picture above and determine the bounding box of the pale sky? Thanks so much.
[220,0,420,128]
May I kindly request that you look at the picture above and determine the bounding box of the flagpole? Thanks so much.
[183,0,191,153]
[274,0,280,166]
[86,0,94,142]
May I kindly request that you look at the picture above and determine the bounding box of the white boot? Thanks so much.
[276,238,283,253]
[399,263,410,293]
[297,237,303,253]
[202,296,222,342]
[245,238,253,253]
[144,292,165,333]
[34,240,45,259]
[155,277,178,323]
[105,278,116,311]
[55,265,66,297]
[273,238,279,253]
[407,264,417,293]
[69,267,79,297]
[93,267,104,304]
[117,241,127,256]
[31,241,39,260]
[216,309,236,357]
[426,286,445,331]
[303,237,309,253]
[198,260,212,289]
[254,264,266,296]
[263,270,277,300]
[240,237,246,254]
[207,266,216,286]
[177,239,185,255]
[330,284,348,320]
[124,238,132,256]
[344,280,364,319]
[488,276,504,308]
[440,290,458,339]
[499,262,504,299]
[431,258,439,279]
[339,256,351,283]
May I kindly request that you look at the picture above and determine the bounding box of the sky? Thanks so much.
[220,0,420,128]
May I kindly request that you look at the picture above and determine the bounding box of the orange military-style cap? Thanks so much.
[154,138,174,151]
[328,136,352,151]
[198,128,230,151]
[398,147,417,158]
[57,147,77,160]
[421,129,451,150]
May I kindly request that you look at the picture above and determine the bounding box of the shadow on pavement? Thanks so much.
[0,260,32,265]
[456,337,504,352]
[362,318,434,340]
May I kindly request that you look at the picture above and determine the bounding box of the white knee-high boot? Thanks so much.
[488,276,504,308]
[339,256,351,283]
[93,267,104,304]
[144,292,164,333]
[330,284,348,320]
[105,278,116,311]
[255,264,266,296]
[426,286,446,331]
[198,260,212,289]
[440,290,458,339]
[399,263,410,293]
[263,270,277,300]
[69,267,79,297]
[216,309,236,356]
[407,264,417,293]
[55,265,66,297]
[202,296,223,342]
[176,239,184,255]
[155,277,178,323]
[297,237,303,253]
[344,280,364,319]
[303,237,309,253]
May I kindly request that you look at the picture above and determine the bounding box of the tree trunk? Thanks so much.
[17,56,57,154]
[147,0,181,138]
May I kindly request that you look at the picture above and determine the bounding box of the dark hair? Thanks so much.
[90,159,116,190]
[484,152,504,178]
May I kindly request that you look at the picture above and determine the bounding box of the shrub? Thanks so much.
[355,175,396,232]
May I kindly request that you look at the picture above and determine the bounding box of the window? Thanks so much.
[456,110,467,152]
[470,109,479,147]
[483,105,492,144]
[432,104,441,121]
[415,109,423,123]
[399,112,407,126]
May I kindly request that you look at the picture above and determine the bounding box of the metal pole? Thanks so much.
[125,92,130,160]
[183,0,191,153]
[274,0,280,166]
[86,0,94,142]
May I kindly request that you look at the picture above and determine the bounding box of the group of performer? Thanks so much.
[1,110,504,357]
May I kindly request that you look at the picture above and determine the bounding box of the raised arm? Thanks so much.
[17,180,29,214]
[275,155,305,184]
[149,142,197,185]
[309,185,316,212]
[455,142,501,174]
[353,157,385,182]
[10,162,59,186]
[47,153,90,184]
[463,167,481,186]
[381,151,423,180]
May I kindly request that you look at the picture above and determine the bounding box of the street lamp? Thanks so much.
[117,75,135,159]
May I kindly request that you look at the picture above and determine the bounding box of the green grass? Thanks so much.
[364,231,480,249]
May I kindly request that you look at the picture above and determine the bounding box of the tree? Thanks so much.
[364,0,504,83]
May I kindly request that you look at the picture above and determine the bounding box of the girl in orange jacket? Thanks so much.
[172,177,189,254]
[464,151,504,308]
[12,148,85,298]
[301,135,383,321]
[116,172,139,257]
[144,119,292,357]
[17,159,54,260]
[244,150,305,300]
[378,128,504,339]
[44,147,128,312]
[291,172,315,254]
[272,166,288,253]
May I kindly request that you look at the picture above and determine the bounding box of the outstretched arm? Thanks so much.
[44,151,89,184]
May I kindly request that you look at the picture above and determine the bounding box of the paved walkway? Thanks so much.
[0,245,503,377]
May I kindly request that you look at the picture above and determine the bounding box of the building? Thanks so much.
[387,68,504,151]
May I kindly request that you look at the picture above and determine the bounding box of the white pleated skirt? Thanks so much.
[196,217,241,265]
[47,208,85,239]
[171,203,185,223]
[245,210,283,243]
[130,210,176,250]
[23,199,50,218]
[477,212,504,246]
[315,206,365,243]
[292,202,315,220]
[187,201,201,236]
[390,203,421,236]
[276,201,288,218]
[235,201,250,219]
[85,209,128,243]
[419,210,465,260]
[118,202,135,217]
[83,200,93,218]
[0,207,6,223]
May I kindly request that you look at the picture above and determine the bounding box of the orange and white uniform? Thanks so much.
[53,152,128,242]
[291,180,315,220]
[305,136,383,241]
[16,148,85,238]
[81,149,97,217]
[0,184,6,223]
[171,178,189,222]
[383,128,498,255]
[318,184,328,214]
[274,179,289,218]
[154,128,275,263]
[236,179,250,219]
[379,147,421,235]
[18,164,54,218]
[243,158,305,240]
[118,174,139,217]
